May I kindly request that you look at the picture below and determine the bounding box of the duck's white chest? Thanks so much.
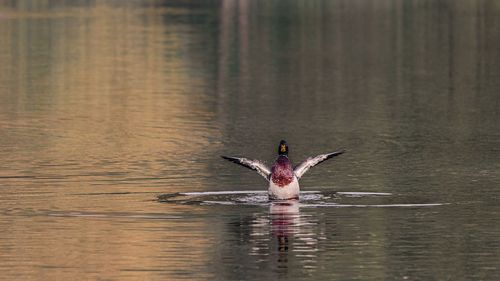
[268,176,300,200]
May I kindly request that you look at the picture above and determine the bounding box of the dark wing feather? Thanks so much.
[221,156,271,181]
[293,149,345,179]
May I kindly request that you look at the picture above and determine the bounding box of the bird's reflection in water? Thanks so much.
[244,198,323,275]
[248,199,321,273]
[270,200,299,255]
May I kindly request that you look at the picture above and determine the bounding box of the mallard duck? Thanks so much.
[222,140,345,200]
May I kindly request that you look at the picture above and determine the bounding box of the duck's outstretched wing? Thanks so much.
[221,156,271,181]
[293,149,345,179]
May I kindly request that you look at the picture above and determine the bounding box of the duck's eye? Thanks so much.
[280,144,286,152]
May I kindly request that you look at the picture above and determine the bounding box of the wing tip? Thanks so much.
[221,155,236,162]
[325,149,346,158]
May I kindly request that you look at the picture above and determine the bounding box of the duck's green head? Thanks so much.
[278,140,289,156]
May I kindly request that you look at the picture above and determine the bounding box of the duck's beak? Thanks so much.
[280,144,287,153]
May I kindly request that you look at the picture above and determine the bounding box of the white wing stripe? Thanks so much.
[293,149,345,179]
[221,156,271,181]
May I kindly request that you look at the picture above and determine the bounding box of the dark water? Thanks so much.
[1,1,499,280]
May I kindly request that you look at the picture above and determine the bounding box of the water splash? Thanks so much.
[158,190,447,208]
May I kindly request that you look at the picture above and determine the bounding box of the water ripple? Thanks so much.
[158,190,447,208]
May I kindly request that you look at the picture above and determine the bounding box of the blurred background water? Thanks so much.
[0,0,499,280]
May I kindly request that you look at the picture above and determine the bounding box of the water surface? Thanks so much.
[1,1,499,280]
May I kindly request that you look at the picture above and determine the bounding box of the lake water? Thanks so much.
[1,1,499,280]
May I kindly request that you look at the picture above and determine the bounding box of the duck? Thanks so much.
[221,140,345,200]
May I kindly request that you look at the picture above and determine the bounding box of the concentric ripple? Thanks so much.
[158,190,447,208]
